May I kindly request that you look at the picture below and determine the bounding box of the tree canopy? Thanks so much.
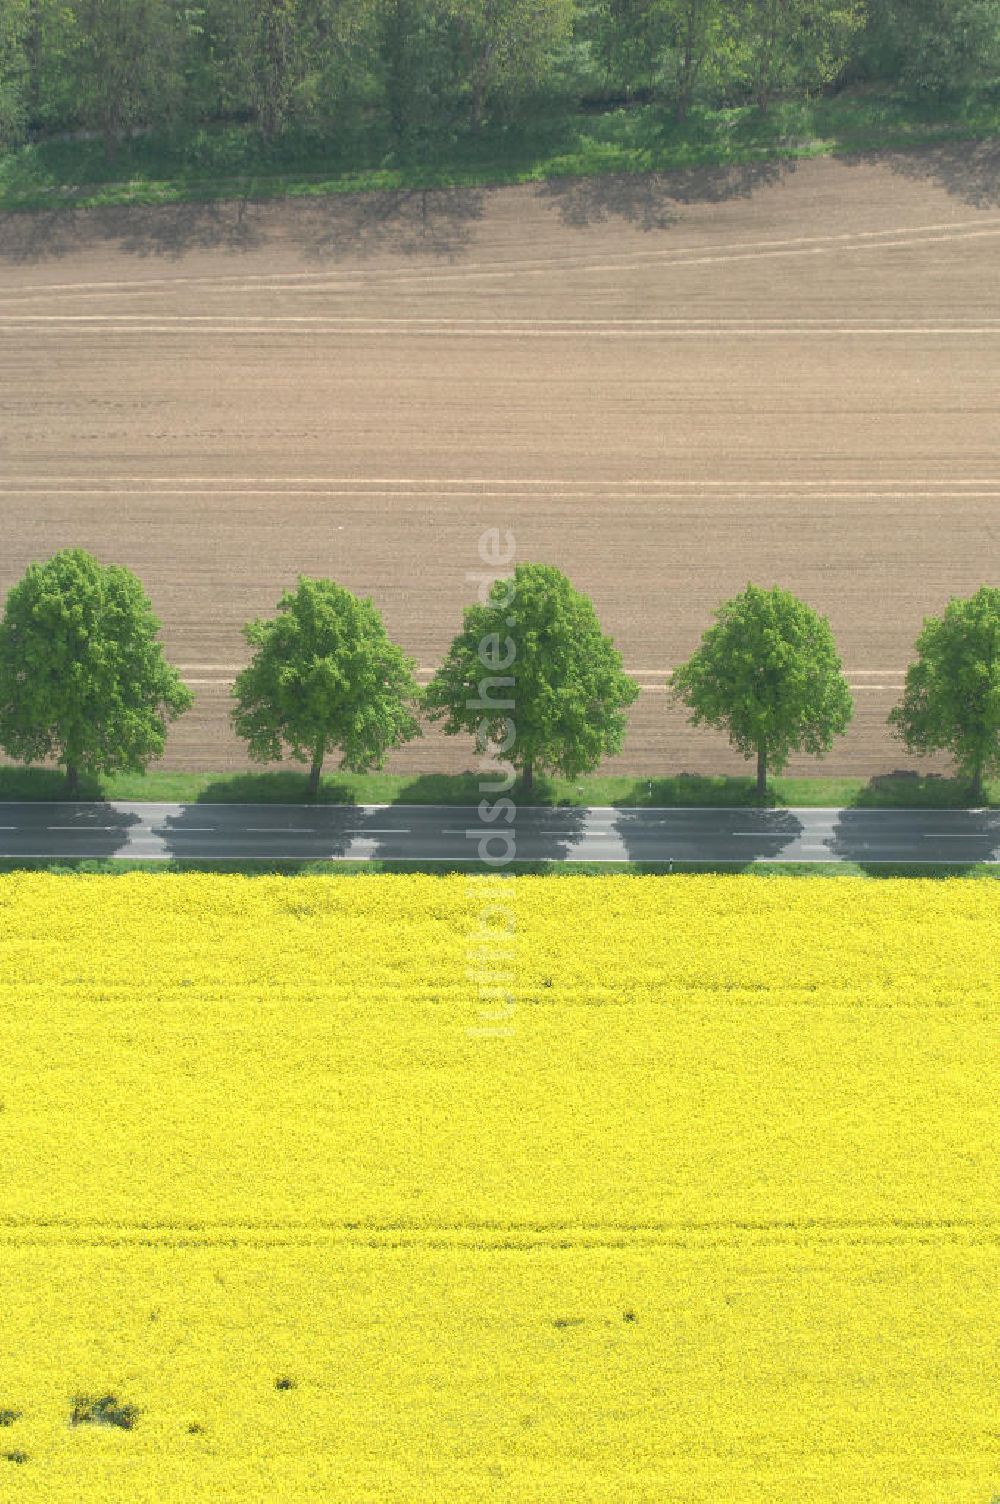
[231,576,422,796]
[889,586,1000,803]
[671,582,853,794]
[424,561,638,791]
[3,0,997,157]
[0,548,193,795]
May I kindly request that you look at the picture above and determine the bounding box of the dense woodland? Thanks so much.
[0,0,998,160]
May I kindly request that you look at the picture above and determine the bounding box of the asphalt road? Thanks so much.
[0,802,997,865]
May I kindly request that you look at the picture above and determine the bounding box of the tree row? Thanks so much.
[1,0,995,155]
[0,549,997,800]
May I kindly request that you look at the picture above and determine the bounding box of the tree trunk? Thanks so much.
[676,14,695,122]
[469,62,487,133]
[307,747,324,799]
[521,759,533,797]
[755,745,767,798]
[26,0,42,123]
[66,763,80,798]
[970,763,984,806]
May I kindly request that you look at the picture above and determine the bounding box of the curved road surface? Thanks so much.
[0,802,997,865]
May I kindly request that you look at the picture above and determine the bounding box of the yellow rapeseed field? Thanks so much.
[0,873,997,1502]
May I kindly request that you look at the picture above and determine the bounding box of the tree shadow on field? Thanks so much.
[0,184,486,265]
[844,138,1000,209]
[0,205,84,263]
[295,185,487,262]
[0,197,265,264]
[536,159,794,230]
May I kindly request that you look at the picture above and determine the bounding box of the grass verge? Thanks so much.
[0,765,995,809]
[1,92,998,211]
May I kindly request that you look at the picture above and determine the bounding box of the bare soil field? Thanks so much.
[1,144,998,778]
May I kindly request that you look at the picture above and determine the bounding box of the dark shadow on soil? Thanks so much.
[844,138,1000,208]
[0,185,486,264]
[536,159,794,230]
[295,186,487,262]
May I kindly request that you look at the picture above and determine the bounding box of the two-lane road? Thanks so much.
[0,802,997,864]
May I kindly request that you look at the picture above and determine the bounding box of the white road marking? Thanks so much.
[731,831,803,837]
[46,824,122,830]
[243,827,317,833]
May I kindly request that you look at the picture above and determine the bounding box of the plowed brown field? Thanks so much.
[1,144,998,778]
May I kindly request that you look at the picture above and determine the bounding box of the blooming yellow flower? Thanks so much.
[0,874,996,1501]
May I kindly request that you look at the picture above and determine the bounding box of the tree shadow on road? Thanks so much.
[826,803,999,875]
[612,802,802,866]
[159,798,377,860]
[535,159,793,230]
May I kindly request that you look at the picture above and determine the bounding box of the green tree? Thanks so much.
[734,0,865,113]
[0,549,192,796]
[874,0,1000,100]
[0,0,28,147]
[889,587,1000,804]
[372,0,458,144]
[664,0,721,119]
[71,0,185,155]
[592,0,669,98]
[672,582,853,796]
[424,561,638,793]
[232,576,422,798]
[449,0,574,130]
